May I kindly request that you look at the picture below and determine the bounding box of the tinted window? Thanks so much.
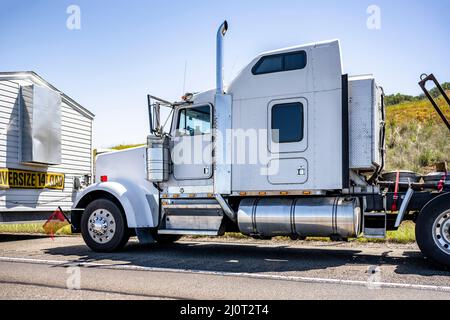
[177,105,211,136]
[272,103,304,143]
[252,51,307,75]
[284,52,307,71]
[254,55,283,74]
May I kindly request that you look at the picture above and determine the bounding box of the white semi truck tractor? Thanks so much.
[72,21,450,268]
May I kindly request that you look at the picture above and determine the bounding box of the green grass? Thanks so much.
[111,144,145,151]
[182,222,417,244]
[357,221,415,244]
[387,221,416,243]
[0,223,72,235]
[248,221,415,244]
[0,222,416,243]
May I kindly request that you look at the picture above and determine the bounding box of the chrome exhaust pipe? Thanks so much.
[216,20,228,95]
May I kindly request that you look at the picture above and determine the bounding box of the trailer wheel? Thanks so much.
[81,198,130,252]
[416,193,450,269]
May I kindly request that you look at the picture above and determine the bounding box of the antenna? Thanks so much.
[182,60,188,95]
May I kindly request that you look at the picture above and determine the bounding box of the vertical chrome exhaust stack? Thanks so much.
[216,21,228,95]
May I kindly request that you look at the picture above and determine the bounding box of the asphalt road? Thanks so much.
[0,234,450,300]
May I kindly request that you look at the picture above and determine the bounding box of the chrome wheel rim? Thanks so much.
[432,210,450,255]
[88,209,116,244]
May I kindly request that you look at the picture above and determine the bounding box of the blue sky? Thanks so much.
[0,0,449,148]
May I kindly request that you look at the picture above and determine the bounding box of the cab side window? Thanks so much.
[176,105,211,136]
[271,102,304,143]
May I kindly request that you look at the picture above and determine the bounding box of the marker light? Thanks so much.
[100,176,108,182]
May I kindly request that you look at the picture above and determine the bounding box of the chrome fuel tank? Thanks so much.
[238,197,361,238]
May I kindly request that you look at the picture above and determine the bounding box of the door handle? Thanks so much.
[297,167,306,176]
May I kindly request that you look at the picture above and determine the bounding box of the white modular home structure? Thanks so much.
[0,71,94,224]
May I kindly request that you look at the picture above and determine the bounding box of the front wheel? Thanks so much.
[81,198,130,252]
[416,193,450,269]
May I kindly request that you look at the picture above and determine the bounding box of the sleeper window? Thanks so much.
[253,55,283,74]
[252,51,307,75]
[271,103,304,143]
[177,105,211,136]
[284,52,307,71]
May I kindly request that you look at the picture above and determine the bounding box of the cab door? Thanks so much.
[267,97,309,185]
[172,104,213,180]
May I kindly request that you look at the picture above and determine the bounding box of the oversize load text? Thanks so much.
[0,169,65,190]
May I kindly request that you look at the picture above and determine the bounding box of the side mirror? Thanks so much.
[147,95,161,134]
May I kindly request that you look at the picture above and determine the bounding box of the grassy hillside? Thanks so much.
[385,83,450,106]
[385,93,450,174]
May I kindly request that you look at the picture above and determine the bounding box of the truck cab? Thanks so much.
[72,21,450,269]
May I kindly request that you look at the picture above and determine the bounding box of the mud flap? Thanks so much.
[135,228,156,245]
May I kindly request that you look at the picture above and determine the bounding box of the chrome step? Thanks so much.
[363,228,386,239]
[161,198,224,234]
[162,204,222,209]
[363,213,387,239]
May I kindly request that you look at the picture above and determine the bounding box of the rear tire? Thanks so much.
[81,198,130,252]
[416,193,450,269]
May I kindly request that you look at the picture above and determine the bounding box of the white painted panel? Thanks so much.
[231,90,342,192]
[349,76,383,170]
[268,158,308,185]
[228,40,343,192]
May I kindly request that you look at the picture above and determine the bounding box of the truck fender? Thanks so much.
[419,192,450,216]
[73,180,159,229]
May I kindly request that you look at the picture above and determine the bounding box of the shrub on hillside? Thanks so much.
[385,82,450,106]
[385,94,450,173]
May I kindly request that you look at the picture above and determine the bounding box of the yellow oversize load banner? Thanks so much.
[0,168,65,190]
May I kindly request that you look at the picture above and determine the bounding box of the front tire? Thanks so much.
[416,193,450,269]
[81,198,130,252]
